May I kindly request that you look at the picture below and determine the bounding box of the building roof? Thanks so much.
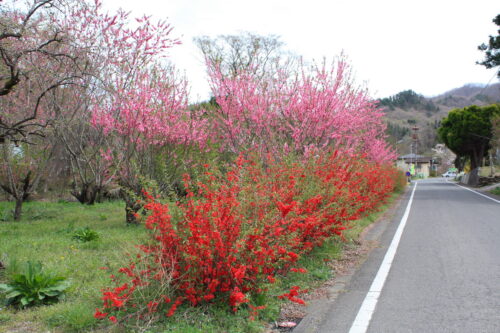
[399,153,424,159]
[398,154,434,163]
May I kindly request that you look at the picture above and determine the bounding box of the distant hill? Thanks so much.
[379,90,439,112]
[432,83,500,108]
[379,83,500,157]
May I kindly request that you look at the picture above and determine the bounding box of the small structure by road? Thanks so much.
[396,153,437,178]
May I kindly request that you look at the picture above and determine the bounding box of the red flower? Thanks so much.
[276,201,296,218]
[94,308,107,319]
[109,316,117,323]
[102,291,124,308]
[147,301,159,312]
[229,287,248,308]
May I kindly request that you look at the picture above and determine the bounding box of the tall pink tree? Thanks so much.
[81,3,208,223]
[50,0,184,205]
[0,0,93,218]
[0,0,94,143]
[206,56,395,163]
[91,64,208,223]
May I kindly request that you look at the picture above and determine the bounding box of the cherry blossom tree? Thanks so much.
[81,4,208,223]
[1,0,206,218]
[206,56,395,163]
[0,0,90,143]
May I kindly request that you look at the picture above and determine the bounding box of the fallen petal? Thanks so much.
[278,321,297,328]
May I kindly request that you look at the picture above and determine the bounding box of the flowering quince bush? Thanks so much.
[94,151,402,324]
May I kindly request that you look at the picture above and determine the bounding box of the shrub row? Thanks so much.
[94,151,404,323]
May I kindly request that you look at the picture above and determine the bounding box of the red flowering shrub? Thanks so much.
[95,151,402,323]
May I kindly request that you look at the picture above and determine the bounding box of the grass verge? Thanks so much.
[490,187,500,196]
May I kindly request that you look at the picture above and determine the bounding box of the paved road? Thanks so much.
[297,179,500,333]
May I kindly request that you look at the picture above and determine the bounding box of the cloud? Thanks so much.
[103,0,500,101]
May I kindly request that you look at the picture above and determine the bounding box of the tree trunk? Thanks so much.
[467,168,479,186]
[490,152,495,177]
[86,185,99,205]
[468,147,484,186]
[71,183,100,205]
[14,198,23,221]
[454,156,466,172]
[120,188,142,225]
[125,204,140,224]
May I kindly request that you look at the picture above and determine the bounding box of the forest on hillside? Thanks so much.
[381,83,500,157]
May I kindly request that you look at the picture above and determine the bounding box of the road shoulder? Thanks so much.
[292,186,412,333]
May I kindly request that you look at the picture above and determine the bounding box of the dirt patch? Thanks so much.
[2,322,42,333]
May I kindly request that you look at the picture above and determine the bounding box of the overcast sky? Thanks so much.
[103,0,500,102]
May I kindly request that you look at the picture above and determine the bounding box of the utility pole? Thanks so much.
[411,126,419,175]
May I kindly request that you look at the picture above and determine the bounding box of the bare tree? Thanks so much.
[0,136,55,220]
[194,32,296,80]
[0,0,87,144]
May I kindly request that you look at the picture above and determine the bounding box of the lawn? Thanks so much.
[0,193,400,332]
[0,200,148,332]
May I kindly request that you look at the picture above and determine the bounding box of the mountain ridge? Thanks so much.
[380,82,500,156]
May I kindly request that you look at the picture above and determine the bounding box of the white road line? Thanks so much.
[451,182,500,204]
[349,183,418,333]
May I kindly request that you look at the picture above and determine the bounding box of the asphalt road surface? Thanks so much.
[297,179,500,333]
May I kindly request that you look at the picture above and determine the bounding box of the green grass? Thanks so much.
[0,200,147,332]
[491,187,500,196]
[0,192,401,332]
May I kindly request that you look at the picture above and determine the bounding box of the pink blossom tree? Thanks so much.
[81,3,208,223]
[1,0,207,217]
[0,0,91,143]
[206,56,395,163]
[0,0,87,218]
[91,64,208,223]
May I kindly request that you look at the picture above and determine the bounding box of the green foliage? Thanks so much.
[379,90,439,112]
[71,227,99,242]
[386,122,410,142]
[0,200,142,332]
[148,141,235,200]
[0,261,69,308]
[478,14,500,77]
[438,104,500,169]
[44,303,97,332]
[23,206,60,221]
[0,207,12,222]
[491,187,500,196]
[0,313,10,325]
[492,113,500,153]
[189,96,220,112]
